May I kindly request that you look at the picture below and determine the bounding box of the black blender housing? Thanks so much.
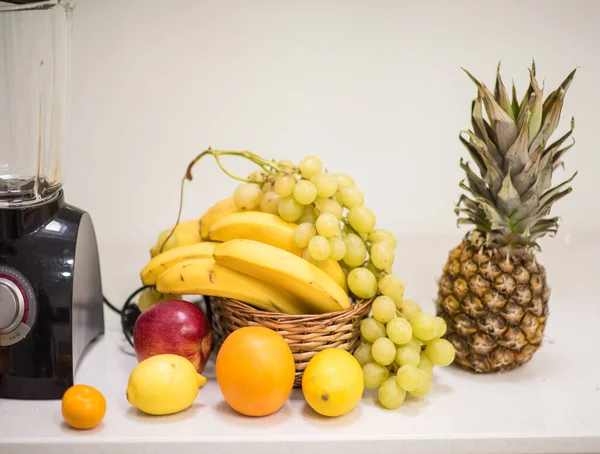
[0,0,105,400]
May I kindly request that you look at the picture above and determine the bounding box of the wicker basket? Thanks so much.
[208,297,373,387]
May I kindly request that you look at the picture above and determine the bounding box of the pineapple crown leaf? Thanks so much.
[456,62,577,249]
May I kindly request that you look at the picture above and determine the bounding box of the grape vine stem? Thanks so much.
[159,148,290,254]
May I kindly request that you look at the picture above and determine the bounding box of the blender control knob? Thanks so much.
[0,278,25,334]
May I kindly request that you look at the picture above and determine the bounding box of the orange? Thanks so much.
[216,326,295,417]
[61,384,106,430]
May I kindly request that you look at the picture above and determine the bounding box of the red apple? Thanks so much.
[133,300,212,373]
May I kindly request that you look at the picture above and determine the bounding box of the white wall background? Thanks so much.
[62,0,600,292]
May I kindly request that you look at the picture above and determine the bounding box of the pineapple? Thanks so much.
[436,63,577,373]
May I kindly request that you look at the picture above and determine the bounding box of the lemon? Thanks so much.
[302,348,364,417]
[126,354,207,415]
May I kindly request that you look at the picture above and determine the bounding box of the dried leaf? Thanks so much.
[536,187,572,218]
[497,171,521,216]
[552,141,575,170]
[530,88,565,159]
[463,68,518,154]
[457,194,479,211]
[464,130,504,194]
[455,207,489,227]
[460,158,493,200]
[505,109,530,177]
[510,192,539,225]
[471,96,503,166]
[542,68,577,120]
[459,180,487,200]
[495,68,515,121]
[530,217,560,236]
[527,70,543,145]
[513,144,542,195]
[539,172,577,207]
[477,198,511,230]
[460,131,486,176]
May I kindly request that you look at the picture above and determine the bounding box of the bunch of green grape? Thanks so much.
[355,298,455,409]
[231,154,456,410]
[233,155,395,292]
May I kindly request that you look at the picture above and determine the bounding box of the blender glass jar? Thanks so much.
[0,0,76,207]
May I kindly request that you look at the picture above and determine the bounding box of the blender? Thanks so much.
[0,0,104,399]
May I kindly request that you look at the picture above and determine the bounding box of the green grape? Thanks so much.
[406,337,422,352]
[396,365,428,392]
[371,295,396,323]
[277,196,304,222]
[347,267,377,299]
[328,236,347,261]
[314,198,343,220]
[261,180,274,194]
[332,173,356,188]
[396,346,420,367]
[360,318,386,343]
[370,242,395,270]
[378,376,406,410]
[378,274,405,303]
[371,337,396,366]
[279,159,296,170]
[310,173,338,198]
[315,213,339,238]
[308,235,331,261]
[368,229,397,249]
[425,338,456,367]
[293,179,318,205]
[334,191,344,206]
[353,343,374,367]
[409,373,432,397]
[342,233,367,267]
[274,174,296,197]
[293,222,317,248]
[435,317,447,338]
[396,299,421,321]
[298,155,323,179]
[339,186,364,208]
[366,261,383,280]
[233,183,262,211]
[386,317,412,345]
[298,204,318,224]
[418,353,434,376]
[362,362,389,389]
[259,191,280,214]
[411,313,438,342]
[303,248,324,266]
[248,169,267,183]
[348,206,376,233]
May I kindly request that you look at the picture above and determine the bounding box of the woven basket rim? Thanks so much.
[210,296,373,322]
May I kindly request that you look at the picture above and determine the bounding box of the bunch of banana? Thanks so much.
[141,200,350,315]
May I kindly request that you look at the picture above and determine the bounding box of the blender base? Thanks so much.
[0,191,105,400]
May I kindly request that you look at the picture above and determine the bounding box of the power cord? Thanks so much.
[102,286,149,348]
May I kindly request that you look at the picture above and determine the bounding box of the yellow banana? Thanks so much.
[213,239,351,314]
[150,219,202,257]
[141,242,220,286]
[317,259,348,294]
[155,258,304,315]
[208,211,303,256]
[199,197,237,240]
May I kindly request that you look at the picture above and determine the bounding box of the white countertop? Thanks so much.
[1,233,599,454]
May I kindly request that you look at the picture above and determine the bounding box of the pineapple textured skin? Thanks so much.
[437,234,550,373]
